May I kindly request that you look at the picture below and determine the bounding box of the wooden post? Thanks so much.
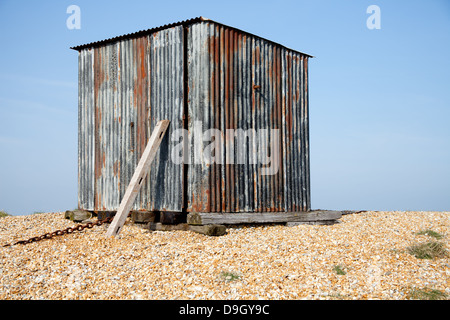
[106,120,170,237]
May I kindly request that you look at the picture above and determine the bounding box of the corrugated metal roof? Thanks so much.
[70,16,313,58]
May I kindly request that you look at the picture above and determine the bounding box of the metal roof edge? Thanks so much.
[70,16,204,51]
[70,16,313,58]
[201,19,314,58]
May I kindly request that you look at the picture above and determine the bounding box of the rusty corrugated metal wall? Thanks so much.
[76,18,310,213]
[186,21,310,213]
[78,48,95,210]
[78,26,184,212]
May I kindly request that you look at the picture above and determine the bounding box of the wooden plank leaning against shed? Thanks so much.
[106,120,170,237]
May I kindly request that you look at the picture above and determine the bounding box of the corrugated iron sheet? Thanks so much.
[147,26,184,211]
[72,17,205,51]
[281,48,310,212]
[78,48,95,210]
[78,27,184,212]
[186,22,310,212]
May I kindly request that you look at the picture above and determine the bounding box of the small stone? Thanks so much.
[68,210,92,222]
[189,224,227,236]
[64,210,73,220]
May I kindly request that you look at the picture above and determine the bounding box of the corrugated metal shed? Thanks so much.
[73,17,312,214]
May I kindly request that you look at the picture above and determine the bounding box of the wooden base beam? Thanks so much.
[131,211,157,224]
[187,210,342,225]
[147,222,190,232]
[159,212,186,224]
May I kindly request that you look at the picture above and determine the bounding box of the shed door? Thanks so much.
[90,26,184,212]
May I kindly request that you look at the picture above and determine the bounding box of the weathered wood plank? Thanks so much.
[106,120,170,237]
[131,211,157,224]
[147,222,190,231]
[146,222,226,236]
[187,210,342,225]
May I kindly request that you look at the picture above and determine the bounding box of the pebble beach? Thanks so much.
[0,211,448,300]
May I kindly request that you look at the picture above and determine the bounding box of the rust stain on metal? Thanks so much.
[113,160,120,177]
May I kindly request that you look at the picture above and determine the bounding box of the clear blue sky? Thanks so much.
[0,0,449,215]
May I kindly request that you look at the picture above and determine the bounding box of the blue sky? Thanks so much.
[0,0,449,215]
